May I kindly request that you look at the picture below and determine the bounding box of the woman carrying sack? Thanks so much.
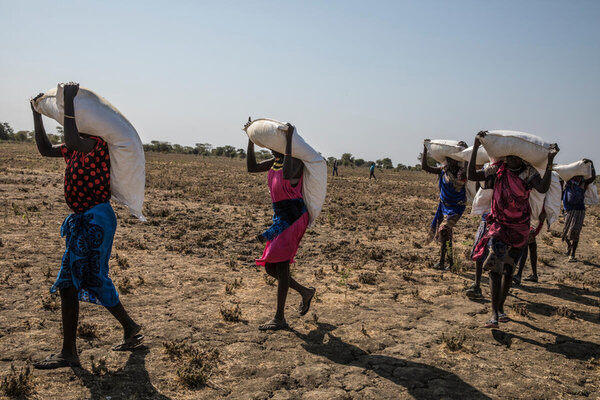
[31,83,143,370]
[245,118,316,331]
[562,160,596,262]
[469,131,558,329]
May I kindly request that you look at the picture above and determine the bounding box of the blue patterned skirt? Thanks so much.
[50,202,119,307]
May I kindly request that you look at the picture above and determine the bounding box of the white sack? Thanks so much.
[450,145,490,165]
[424,139,466,164]
[471,188,493,215]
[480,130,552,174]
[33,84,146,220]
[466,181,477,205]
[529,173,560,229]
[554,160,592,182]
[585,183,599,205]
[244,118,326,226]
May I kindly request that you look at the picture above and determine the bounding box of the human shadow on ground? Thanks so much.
[491,320,599,361]
[71,346,171,400]
[511,286,599,325]
[292,323,491,400]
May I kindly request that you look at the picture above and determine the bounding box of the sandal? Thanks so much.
[512,275,521,285]
[568,257,577,263]
[112,334,144,351]
[498,313,510,323]
[465,285,483,299]
[484,319,499,329]
[431,262,445,271]
[523,274,538,282]
[299,287,316,316]
[258,319,289,331]
[34,353,80,370]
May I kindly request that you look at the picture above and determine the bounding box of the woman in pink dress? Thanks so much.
[246,119,316,331]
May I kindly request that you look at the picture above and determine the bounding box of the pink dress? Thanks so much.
[256,164,309,266]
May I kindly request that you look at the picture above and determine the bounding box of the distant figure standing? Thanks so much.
[332,159,338,176]
[369,163,377,180]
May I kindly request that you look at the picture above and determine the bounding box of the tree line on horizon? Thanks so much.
[1,121,423,170]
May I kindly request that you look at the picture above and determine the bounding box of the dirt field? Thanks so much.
[1,142,599,400]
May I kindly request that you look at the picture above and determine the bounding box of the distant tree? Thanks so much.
[340,153,354,166]
[236,148,246,159]
[0,122,14,140]
[327,156,336,166]
[417,152,438,167]
[354,158,365,167]
[395,163,409,171]
[380,157,393,169]
[256,149,272,161]
[194,143,213,155]
[13,130,33,142]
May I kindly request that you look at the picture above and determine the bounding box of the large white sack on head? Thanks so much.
[471,188,493,215]
[480,130,552,174]
[450,146,490,165]
[33,84,146,220]
[529,172,561,229]
[554,160,592,182]
[585,183,599,205]
[424,139,466,164]
[244,118,326,226]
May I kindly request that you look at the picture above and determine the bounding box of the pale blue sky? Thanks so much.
[1,0,599,165]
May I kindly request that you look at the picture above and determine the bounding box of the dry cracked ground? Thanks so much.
[1,142,599,399]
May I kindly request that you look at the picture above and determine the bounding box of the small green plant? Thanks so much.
[0,364,34,398]
[220,304,241,322]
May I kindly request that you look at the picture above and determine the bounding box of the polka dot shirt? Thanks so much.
[61,138,111,213]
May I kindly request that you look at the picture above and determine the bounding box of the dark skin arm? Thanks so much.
[583,159,596,188]
[62,82,96,153]
[468,131,488,182]
[31,93,62,158]
[282,123,303,182]
[421,140,442,174]
[245,117,275,172]
[530,144,559,194]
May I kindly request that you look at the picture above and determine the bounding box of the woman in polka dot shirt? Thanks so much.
[31,83,143,369]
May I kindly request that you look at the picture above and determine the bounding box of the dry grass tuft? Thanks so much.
[1,364,34,398]
[163,340,219,388]
[220,304,242,322]
[439,331,466,351]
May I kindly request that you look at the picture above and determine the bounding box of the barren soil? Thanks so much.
[1,142,599,399]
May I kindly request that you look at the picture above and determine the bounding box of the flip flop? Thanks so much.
[498,313,510,323]
[258,319,289,331]
[299,287,316,316]
[34,353,80,370]
[112,334,144,351]
[484,319,499,329]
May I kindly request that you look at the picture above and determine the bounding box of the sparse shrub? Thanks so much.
[402,270,414,281]
[225,278,242,295]
[41,293,59,311]
[118,277,134,294]
[410,288,420,298]
[555,305,575,319]
[90,355,109,376]
[313,267,325,280]
[358,271,377,285]
[1,364,34,397]
[439,331,466,351]
[78,322,98,340]
[264,275,276,286]
[163,340,219,389]
[361,324,369,337]
[220,304,241,322]
[115,253,130,269]
[510,303,529,317]
[368,247,384,261]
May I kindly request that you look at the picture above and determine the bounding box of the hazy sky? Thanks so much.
[1,0,599,165]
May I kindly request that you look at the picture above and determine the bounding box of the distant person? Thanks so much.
[513,209,546,284]
[466,165,487,299]
[422,141,468,270]
[369,163,377,179]
[332,159,338,176]
[245,118,316,331]
[30,83,143,370]
[469,131,558,329]
[562,160,596,262]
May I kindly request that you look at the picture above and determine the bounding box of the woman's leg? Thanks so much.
[488,271,502,322]
[498,266,514,315]
[60,286,79,359]
[274,262,290,321]
[106,301,141,339]
[571,239,579,258]
[514,245,529,282]
[529,241,538,277]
